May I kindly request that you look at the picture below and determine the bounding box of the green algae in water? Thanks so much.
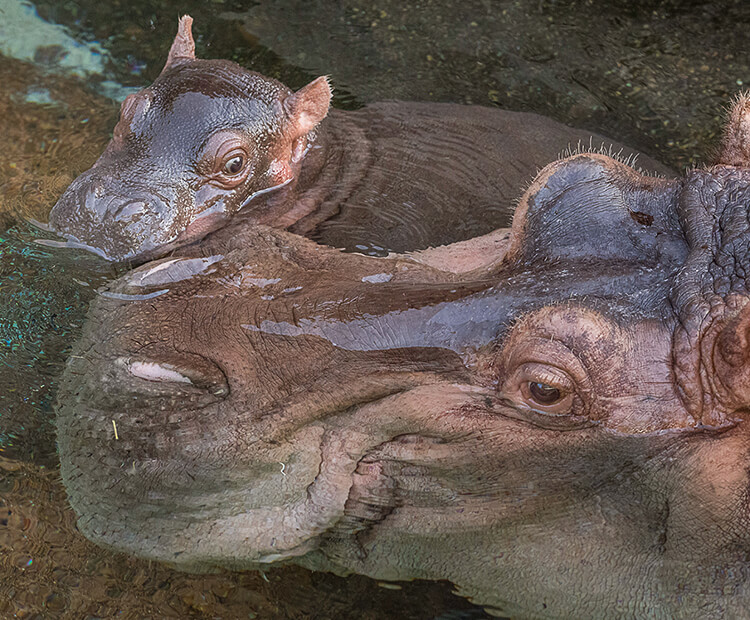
[0,220,111,464]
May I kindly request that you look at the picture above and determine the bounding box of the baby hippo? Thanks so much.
[49,16,668,262]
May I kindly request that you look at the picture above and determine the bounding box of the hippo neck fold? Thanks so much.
[244,109,373,234]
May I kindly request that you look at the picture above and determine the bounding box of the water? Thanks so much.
[0,0,749,616]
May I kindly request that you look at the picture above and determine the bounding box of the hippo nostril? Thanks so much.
[112,200,148,222]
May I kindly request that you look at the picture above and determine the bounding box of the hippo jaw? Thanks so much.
[57,319,485,570]
[60,402,364,569]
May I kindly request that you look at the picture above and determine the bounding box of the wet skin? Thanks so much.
[56,95,750,618]
[47,16,671,263]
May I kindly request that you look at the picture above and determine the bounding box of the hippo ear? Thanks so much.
[714,303,750,411]
[716,93,750,167]
[161,15,196,74]
[283,76,332,137]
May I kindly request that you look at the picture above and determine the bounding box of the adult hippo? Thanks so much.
[47,16,669,263]
[55,96,750,617]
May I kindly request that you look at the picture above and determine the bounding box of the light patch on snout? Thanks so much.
[127,360,193,384]
[125,255,224,287]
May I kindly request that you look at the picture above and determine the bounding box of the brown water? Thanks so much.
[0,0,749,617]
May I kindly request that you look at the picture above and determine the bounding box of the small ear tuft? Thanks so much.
[161,15,196,74]
[284,76,333,136]
[716,91,750,167]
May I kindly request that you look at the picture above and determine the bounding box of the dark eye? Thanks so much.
[223,155,245,176]
[514,366,576,415]
[528,382,562,406]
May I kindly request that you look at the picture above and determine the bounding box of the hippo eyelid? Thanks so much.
[495,394,595,431]
[127,360,193,384]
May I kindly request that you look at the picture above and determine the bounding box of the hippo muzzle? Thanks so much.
[49,170,178,261]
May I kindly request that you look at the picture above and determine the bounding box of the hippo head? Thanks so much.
[56,98,750,616]
[48,16,331,262]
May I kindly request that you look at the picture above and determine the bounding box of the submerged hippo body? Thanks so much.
[57,95,750,617]
[48,16,669,262]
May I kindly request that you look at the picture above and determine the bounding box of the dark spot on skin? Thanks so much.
[629,210,654,226]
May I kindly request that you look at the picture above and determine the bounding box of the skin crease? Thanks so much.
[46,16,672,264]
[56,94,750,619]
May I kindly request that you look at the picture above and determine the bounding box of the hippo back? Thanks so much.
[291,102,673,254]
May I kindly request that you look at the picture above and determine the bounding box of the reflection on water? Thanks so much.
[0,0,135,100]
[0,0,748,616]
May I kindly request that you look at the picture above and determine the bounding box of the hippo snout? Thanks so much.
[49,174,175,262]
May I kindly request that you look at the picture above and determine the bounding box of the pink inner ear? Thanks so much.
[161,15,196,74]
[285,76,333,136]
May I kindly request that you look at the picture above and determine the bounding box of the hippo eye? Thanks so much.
[223,155,246,176]
[502,362,578,417]
[527,382,562,406]
[518,375,574,414]
[494,332,595,429]
[200,132,253,187]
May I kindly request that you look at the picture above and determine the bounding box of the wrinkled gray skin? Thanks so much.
[47,16,670,263]
[57,94,750,618]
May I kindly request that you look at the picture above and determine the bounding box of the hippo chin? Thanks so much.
[56,95,750,618]
[47,16,669,263]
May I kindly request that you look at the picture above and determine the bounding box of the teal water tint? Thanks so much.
[31,0,363,109]
[25,0,750,168]
[0,220,111,464]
